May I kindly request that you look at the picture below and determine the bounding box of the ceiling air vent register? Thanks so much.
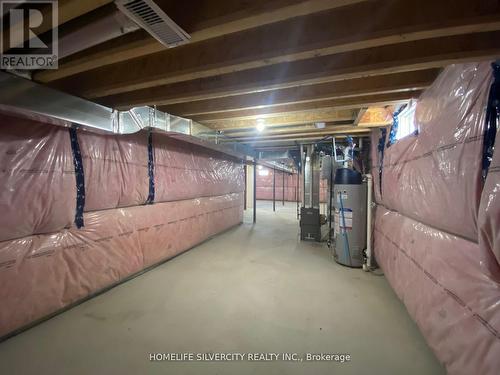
[115,0,190,48]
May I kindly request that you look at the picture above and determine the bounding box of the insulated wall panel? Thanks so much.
[377,63,491,241]
[0,193,243,339]
[79,131,149,211]
[154,137,244,203]
[255,166,326,202]
[479,128,500,269]
[135,193,243,268]
[0,114,75,242]
[80,132,244,211]
[374,206,500,375]
[255,186,299,201]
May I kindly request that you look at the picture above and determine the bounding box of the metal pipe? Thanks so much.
[301,144,305,207]
[363,174,373,271]
[253,160,257,224]
[333,137,338,162]
[338,191,351,265]
[310,144,315,208]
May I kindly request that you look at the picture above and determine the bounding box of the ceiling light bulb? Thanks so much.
[258,165,263,170]
[256,119,265,132]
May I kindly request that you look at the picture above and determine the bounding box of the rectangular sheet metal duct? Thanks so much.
[0,72,255,161]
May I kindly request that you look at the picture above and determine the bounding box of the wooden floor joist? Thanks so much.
[100,31,500,109]
[44,0,500,99]
[223,124,360,139]
[159,70,437,117]
[223,123,353,137]
[34,0,366,83]
[7,0,496,143]
[203,109,356,130]
[237,129,371,146]
[189,91,421,122]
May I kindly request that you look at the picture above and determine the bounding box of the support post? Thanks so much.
[296,167,300,219]
[282,169,285,206]
[253,160,257,224]
[273,167,276,212]
[328,139,334,244]
[244,163,247,210]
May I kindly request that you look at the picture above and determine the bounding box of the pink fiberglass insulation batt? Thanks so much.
[78,131,150,211]
[255,174,299,201]
[377,63,491,241]
[479,127,500,270]
[374,206,500,375]
[154,136,244,203]
[81,131,244,211]
[255,187,300,201]
[0,114,76,242]
[0,193,243,338]
[255,168,299,201]
[0,116,244,238]
[255,166,327,202]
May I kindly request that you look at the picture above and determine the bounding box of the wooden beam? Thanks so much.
[225,124,356,139]
[353,108,367,127]
[189,91,419,122]
[238,129,371,145]
[35,0,364,83]
[205,109,356,130]
[224,122,352,135]
[45,0,500,98]
[238,128,369,139]
[101,31,500,108]
[357,106,394,127]
[159,70,437,117]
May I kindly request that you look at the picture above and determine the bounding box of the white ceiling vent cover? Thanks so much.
[115,0,190,48]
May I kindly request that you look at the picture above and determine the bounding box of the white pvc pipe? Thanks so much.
[364,173,373,271]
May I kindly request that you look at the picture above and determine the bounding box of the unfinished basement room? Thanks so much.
[0,1,499,374]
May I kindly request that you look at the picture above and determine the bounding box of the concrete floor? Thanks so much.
[0,200,444,375]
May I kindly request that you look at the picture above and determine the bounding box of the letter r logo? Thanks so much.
[7,7,48,49]
[0,1,58,69]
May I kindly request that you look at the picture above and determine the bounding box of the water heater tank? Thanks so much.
[332,168,367,267]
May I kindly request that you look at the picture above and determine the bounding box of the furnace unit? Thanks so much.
[299,144,322,241]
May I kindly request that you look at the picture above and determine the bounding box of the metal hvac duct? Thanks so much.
[0,71,256,160]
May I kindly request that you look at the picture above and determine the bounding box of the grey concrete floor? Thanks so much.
[0,200,444,375]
